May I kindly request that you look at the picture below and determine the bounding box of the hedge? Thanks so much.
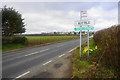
[93,25,120,77]
[2,36,27,44]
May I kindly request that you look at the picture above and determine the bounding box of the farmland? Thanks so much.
[2,36,79,51]
[26,36,79,46]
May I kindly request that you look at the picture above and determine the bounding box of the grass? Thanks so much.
[72,38,115,78]
[0,45,2,52]
[2,43,25,51]
[73,58,91,78]
[2,36,79,51]
[82,38,95,48]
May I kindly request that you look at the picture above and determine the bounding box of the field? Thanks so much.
[26,36,79,46]
[2,36,79,51]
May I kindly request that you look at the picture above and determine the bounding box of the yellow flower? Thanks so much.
[83,48,88,53]
[89,49,93,51]
[95,46,98,49]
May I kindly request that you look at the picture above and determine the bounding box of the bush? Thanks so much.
[2,36,12,44]
[93,25,120,77]
[12,36,27,44]
[2,36,27,44]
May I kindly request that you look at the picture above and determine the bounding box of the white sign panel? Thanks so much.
[74,20,94,27]
[81,11,87,17]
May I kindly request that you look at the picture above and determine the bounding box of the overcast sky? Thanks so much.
[2,2,118,34]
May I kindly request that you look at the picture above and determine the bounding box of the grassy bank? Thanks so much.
[2,36,79,51]
[72,39,116,78]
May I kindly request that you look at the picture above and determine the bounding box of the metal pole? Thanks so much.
[80,30,81,57]
[88,30,89,56]
[80,11,82,57]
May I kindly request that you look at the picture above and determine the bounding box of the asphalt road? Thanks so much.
[2,37,87,79]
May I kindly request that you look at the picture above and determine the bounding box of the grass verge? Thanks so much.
[72,39,116,78]
[2,43,25,51]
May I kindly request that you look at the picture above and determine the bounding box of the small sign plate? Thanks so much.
[74,26,94,31]
[74,20,94,26]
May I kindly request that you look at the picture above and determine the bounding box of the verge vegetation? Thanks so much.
[72,25,119,78]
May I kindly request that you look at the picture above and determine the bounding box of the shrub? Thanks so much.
[12,36,27,44]
[93,25,120,77]
[2,36,27,44]
[2,36,12,44]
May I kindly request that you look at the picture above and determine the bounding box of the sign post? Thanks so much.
[80,30,81,57]
[79,12,82,57]
[79,11,87,57]
[74,11,95,57]
[88,29,89,56]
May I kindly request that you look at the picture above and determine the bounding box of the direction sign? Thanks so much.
[74,26,94,31]
[74,20,94,27]
[74,11,95,57]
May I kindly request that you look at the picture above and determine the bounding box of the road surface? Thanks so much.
[2,37,87,79]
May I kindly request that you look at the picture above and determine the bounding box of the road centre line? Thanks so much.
[25,52,38,56]
[43,60,52,65]
[39,48,49,52]
[25,48,49,56]
[58,54,65,57]
[15,71,30,79]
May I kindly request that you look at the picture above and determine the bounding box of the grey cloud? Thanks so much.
[2,2,118,33]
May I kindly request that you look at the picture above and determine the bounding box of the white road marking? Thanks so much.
[16,71,30,79]
[68,49,74,52]
[58,54,65,57]
[25,52,39,56]
[39,48,49,52]
[43,60,52,65]
[25,48,49,56]
[68,47,77,52]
